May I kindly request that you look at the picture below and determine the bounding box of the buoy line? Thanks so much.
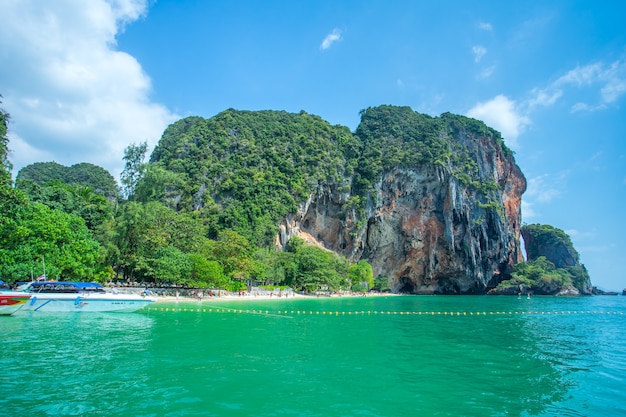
[140,307,624,317]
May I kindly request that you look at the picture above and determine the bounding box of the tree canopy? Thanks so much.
[17,161,118,200]
[142,107,510,247]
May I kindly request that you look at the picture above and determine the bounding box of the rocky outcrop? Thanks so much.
[278,120,527,294]
[487,224,592,295]
[521,224,579,268]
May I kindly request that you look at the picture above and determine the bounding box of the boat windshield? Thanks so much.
[27,282,106,294]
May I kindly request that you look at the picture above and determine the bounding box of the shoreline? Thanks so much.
[152,292,396,303]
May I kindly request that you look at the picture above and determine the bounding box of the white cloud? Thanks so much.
[472,58,626,149]
[466,95,530,148]
[553,59,626,111]
[565,229,580,238]
[556,63,604,86]
[0,0,178,180]
[478,65,495,79]
[510,58,626,116]
[526,87,563,109]
[520,173,570,222]
[600,61,626,103]
[478,22,493,31]
[521,200,537,221]
[525,174,561,203]
[320,28,342,50]
[472,45,487,63]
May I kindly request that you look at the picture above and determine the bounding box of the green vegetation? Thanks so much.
[354,106,506,223]
[0,102,528,293]
[120,141,148,200]
[143,106,510,246]
[495,256,590,294]
[17,161,118,200]
[354,106,508,192]
[146,110,358,246]
[495,224,590,294]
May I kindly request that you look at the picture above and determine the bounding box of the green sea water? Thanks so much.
[1,295,625,416]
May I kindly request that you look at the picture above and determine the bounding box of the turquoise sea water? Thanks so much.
[1,295,625,416]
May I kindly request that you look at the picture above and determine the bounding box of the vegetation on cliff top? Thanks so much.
[144,106,510,247]
[494,224,591,294]
[521,223,578,265]
[148,109,360,245]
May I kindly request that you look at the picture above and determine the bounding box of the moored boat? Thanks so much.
[0,291,32,315]
[20,281,155,313]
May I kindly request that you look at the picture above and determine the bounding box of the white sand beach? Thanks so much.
[153,291,394,303]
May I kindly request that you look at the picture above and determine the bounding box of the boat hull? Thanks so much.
[0,292,32,315]
[21,293,155,313]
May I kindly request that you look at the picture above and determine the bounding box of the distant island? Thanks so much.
[1,102,592,295]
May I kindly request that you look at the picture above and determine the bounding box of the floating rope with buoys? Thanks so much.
[140,306,624,317]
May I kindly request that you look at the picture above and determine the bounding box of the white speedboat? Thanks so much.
[0,291,32,315]
[21,281,155,313]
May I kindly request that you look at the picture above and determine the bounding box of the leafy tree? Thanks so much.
[281,238,349,292]
[0,95,12,185]
[348,260,374,290]
[133,162,186,209]
[111,201,150,280]
[148,246,192,285]
[189,254,229,288]
[120,141,148,199]
[0,202,101,282]
[0,97,101,282]
[202,230,262,283]
[373,276,392,292]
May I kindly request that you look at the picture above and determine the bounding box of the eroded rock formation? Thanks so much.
[278,122,527,294]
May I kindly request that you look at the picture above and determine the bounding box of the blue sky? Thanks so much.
[1,0,625,291]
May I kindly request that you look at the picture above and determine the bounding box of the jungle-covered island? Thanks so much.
[0,99,593,295]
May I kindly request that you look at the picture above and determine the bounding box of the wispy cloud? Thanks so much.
[472,45,487,63]
[520,173,565,222]
[0,0,178,179]
[535,58,626,112]
[525,174,562,203]
[521,200,537,221]
[466,95,530,148]
[478,22,493,31]
[478,65,495,79]
[525,87,563,110]
[320,28,342,50]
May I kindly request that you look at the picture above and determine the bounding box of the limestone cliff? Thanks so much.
[277,107,527,294]
[149,106,528,294]
[521,224,579,268]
